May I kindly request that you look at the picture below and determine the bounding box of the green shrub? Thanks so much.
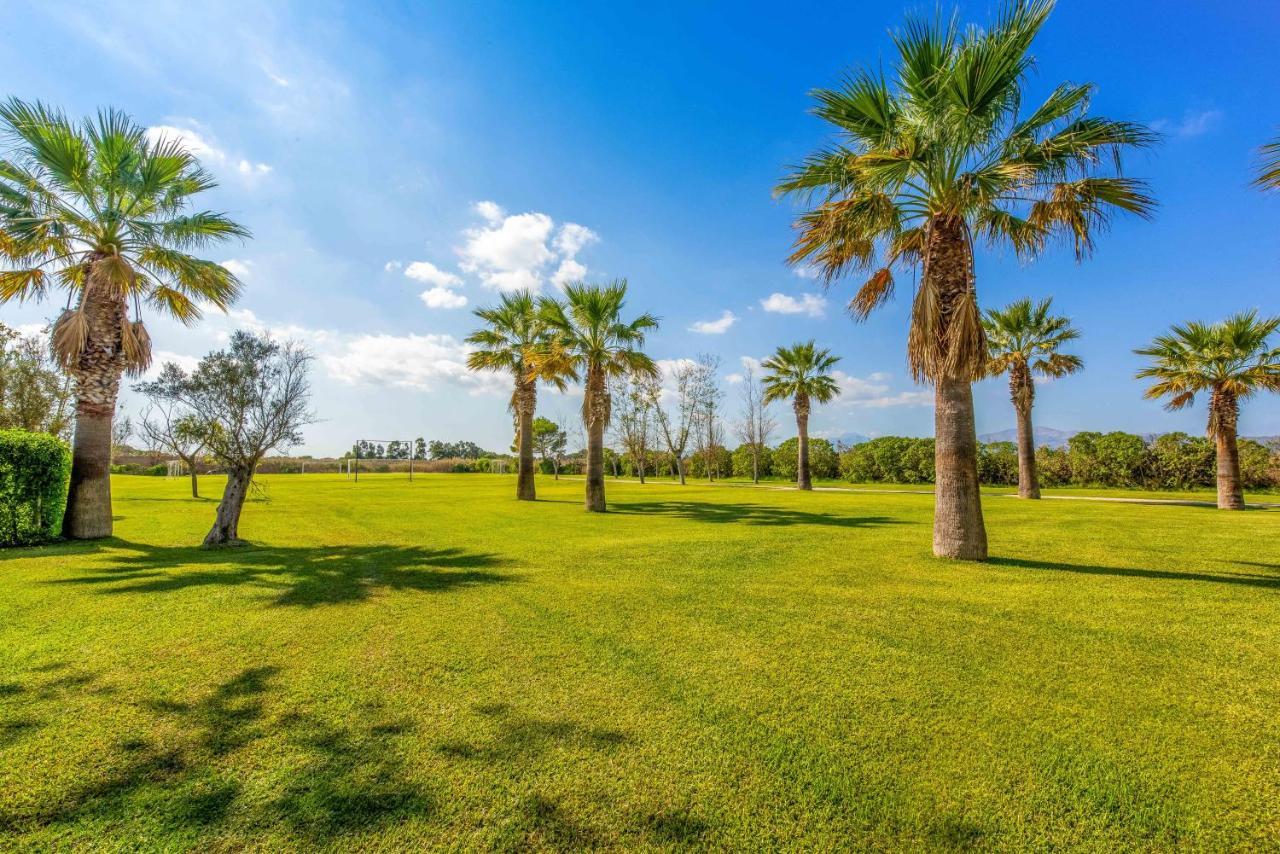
[774,437,839,481]
[0,429,71,546]
[978,442,1019,485]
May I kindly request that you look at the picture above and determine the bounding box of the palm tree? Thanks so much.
[983,297,1082,499]
[1253,135,1280,191]
[1135,311,1280,510]
[533,281,658,512]
[761,341,840,490]
[466,290,563,501]
[775,0,1155,559]
[0,100,248,539]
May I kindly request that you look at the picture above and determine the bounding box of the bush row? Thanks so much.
[1,429,71,546]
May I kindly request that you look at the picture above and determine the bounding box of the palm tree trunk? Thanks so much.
[584,367,607,512]
[1015,402,1040,499]
[796,397,812,491]
[1215,430,1245,511]
[934,377,988,559]
[923,217,987,560]
[204,465,252,545]
[515,379,537,501]
[62,267,128,540]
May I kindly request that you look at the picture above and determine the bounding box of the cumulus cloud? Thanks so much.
[831,370,932,409]
[457,202,599,293]
[792,265,820,280]
[145,124,271,182]
[688,310,737,335]
[419,286,467,309]
[760,292,826,318]
[384,260,403,272]
[403,260,462,288]
[220,259,252,278]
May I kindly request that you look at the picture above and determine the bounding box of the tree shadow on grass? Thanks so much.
[989,557,1280,590]
[0,665,435,844]
[47,541,515,607]
[611,500,906,529]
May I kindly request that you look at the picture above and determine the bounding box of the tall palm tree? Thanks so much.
[1253,134,1280,191]
[466,289,563,501]
[533,281,658,512]
[983,297,1082,499]
[1135,311,1280,510]
[775,0,1155,559]
[0,100,248,539]
[761,341,841,490]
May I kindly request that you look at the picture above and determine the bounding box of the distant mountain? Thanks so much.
[978,426,1077,448]
[830,432,871,447]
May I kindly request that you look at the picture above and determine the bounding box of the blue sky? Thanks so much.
[2,0,1278,453]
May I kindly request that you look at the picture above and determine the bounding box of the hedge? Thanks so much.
[0,429,71,546]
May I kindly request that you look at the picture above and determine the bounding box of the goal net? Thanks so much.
[345,439,419,481]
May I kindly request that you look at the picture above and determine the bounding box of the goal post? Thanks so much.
[349,439,419,482]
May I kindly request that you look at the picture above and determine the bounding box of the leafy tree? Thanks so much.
[686,445,732,479]
[610,373,656,483]
[466,290,562,501]
[690,354,725,482]
[414,437,426,460]
[840,437,936,484]
[0,100,248,539]
[983,297,1081,498]
[1136,311,1280,508]
[427,440,485,460]
[761,341,840,490]
[732,443,773,479]
[774,437,839,481]
[977,442,1019,485]
[1148,432,1213,490]
[0,322,72,437]
[530,416,567,478]
[134,363,207,497]
[532,281,658,512]
[776,1,1155,558]
[164,332,314,545]
[643,362,697,484]
[1035,445,1072,487]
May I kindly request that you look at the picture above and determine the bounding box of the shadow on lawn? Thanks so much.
[48,541,514,606]
[990,557,1280,590]
[0,665,435,843]
[613,500,905,529]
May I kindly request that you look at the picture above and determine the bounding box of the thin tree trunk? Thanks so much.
[934,377,988,559]
[1215,429,1244,510]
[1014,401,1040,499]
[187,460,200,499]
[516,380,536,501]
[752,447,759,484]
[62,265,128,540]
[584,367,607,512]
[675,455,685,485]
[796,400,812,491]
[204,466,252,546]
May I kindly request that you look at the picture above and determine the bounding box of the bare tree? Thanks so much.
[610,373,655,483]
[690,354,724,481]
[111,413,133,462]
[134,363,208,498]
[167,331,315,546]
[735,362,776,483]
[642,362,696,484]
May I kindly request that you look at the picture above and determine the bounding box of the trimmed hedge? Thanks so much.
[0,429,71,546]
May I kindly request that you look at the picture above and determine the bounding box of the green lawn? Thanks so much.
[1,474,1277,850]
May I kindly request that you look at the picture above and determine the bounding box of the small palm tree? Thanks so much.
[775,0,1155,559]
[1136,312,1280,510]
[466,290,563,501]
[983,297,1082,499]
[761,341,840,490]
[1253,135,1280,191]
[0,100,248,539]
[533,281,658,512]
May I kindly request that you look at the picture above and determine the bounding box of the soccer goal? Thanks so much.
[346,439,419,482]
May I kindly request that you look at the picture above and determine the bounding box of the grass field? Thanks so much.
[1,474,1277,850]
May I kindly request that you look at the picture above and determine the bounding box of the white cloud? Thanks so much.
[220,259,252,278]
[831,370,932,409]
[324,333,503,395]
[145,124,272,182]
[793,265,820,280]
[457,204,599,293]
[419,286,468,309]
[384,261,403,273]
[1152,109,1223,138]
[473,200,505,224]
[725,373,744,384]
[553,223,599,257]
[688,310,737,335]
[760,292,826,318]
[403,260,462,288]
[551,258,587,288]
[147,350,201,376]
